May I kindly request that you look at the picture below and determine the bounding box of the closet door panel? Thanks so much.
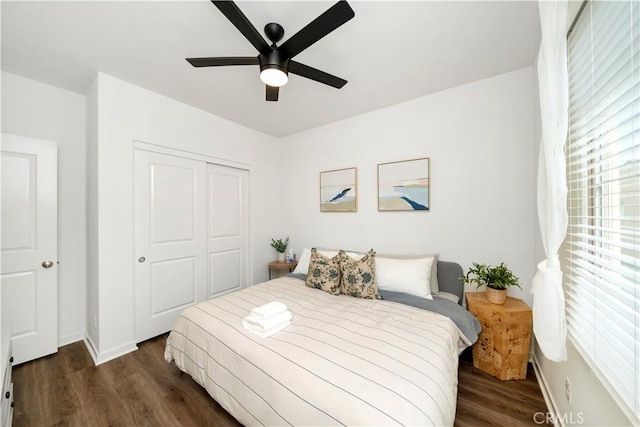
[150,256,196,316]
[207,164,248,297]
[209,250,241,297]
[209,172,240,237]
[150,163,197,244]
[134,150,206,342]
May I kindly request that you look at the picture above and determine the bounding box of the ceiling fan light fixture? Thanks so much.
[260,66,288,87]
[189,1,355,101]
[259,50,289,87]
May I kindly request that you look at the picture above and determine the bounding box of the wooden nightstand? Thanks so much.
[268,260,298,280]
[466,292,532,380]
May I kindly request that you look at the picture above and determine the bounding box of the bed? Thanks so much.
[164,260,480,426]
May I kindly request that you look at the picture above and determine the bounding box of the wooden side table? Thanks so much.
[268,260,298,280]
[466,292,532,380]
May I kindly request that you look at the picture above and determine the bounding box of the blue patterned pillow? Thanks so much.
[305,248,342,295]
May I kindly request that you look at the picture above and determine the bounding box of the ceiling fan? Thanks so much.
[186,0,355,101]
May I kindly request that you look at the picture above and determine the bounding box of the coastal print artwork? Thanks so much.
[320,167,357,212]
[378,158,429,211]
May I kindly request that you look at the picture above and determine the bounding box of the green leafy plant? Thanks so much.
[462,262,521,290]
[270,237,289,253]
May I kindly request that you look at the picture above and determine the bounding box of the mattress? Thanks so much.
[164,275,471,426]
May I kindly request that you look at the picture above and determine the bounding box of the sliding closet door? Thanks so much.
[207,164,249,297]
[134,150,206,342]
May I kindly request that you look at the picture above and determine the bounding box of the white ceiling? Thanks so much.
[1,1,541,138]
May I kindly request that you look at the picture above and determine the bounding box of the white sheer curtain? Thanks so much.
[531,0,569,362]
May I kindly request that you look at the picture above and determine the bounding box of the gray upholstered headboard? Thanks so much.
[437,261,464,305]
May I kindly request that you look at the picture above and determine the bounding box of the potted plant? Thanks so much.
[462,262,521,304]
[270,237,289,262]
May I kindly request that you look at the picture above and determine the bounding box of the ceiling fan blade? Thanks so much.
[289,61,347,89]
[279,1,355,59]
[186,57,259,67]
[266,85,279,102]
[211,1,270,54]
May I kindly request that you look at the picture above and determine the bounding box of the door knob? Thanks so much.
[42,261,54,269]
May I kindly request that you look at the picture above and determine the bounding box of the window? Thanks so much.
[565,0,639,422]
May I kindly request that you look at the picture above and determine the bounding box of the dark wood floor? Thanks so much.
[12,334,547,426]
[455,350,548,426]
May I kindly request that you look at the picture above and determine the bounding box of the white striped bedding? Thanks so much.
[164,275,468,426]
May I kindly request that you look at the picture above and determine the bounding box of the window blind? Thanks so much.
[565,0,639,423]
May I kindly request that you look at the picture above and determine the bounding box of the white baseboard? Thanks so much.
[58,331,85,347]
[83,335,138,366]
[83,335,99,364]
[532,352,562,427]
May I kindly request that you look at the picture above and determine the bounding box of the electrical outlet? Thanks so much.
[565,377,572,403]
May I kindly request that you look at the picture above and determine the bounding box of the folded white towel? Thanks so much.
[242,310,292,333]
[250,301,289,320]
[243,320,291,338]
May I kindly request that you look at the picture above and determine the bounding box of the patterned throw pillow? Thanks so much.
[340,250,381,299]
[305,248,343,295]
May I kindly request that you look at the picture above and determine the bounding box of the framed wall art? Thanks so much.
[320,167,357,212]
[378,158,429,211]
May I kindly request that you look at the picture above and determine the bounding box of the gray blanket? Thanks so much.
[380,290,481,345]
[287,273,481,345]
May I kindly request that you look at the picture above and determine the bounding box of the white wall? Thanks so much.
[534,342,630,426]
[87,73,281,363]
[1,71,87,346]
[85,77,99,349]
[280,67,538,303]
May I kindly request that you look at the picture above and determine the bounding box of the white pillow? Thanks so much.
[375,256,437,299]
[292,248,312,274]
[317,247,365,260]
[342,251,366,260]
[378,252,440,294]
[293,248,342,275]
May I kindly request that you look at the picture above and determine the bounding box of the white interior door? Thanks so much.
[1,133,58,364]
[134,150,206,342]
[207,164,249,297]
